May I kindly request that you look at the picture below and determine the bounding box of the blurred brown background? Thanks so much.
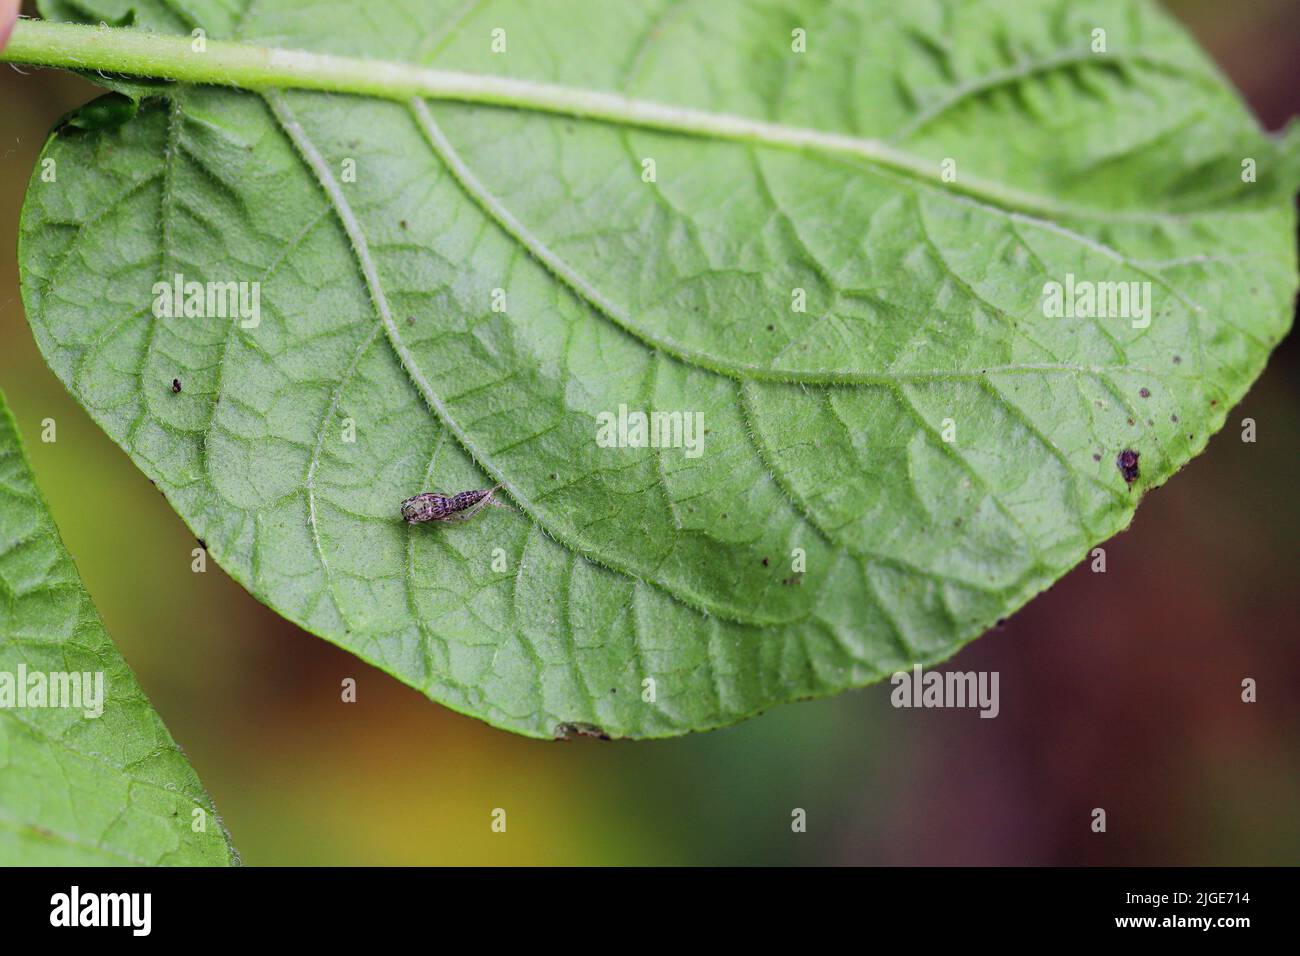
[0,0,1296,864]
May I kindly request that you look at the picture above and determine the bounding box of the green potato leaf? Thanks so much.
[0,390,236,864]
[14,0,1299,738]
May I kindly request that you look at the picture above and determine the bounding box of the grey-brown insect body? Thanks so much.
[401,485,504,524]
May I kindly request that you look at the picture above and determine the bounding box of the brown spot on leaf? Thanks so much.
[171,378,181,394]
[1139,388,1151,398]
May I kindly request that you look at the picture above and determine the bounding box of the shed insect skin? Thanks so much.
[400,484,508,524]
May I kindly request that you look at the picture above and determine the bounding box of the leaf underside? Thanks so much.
[19,0,1298,738]
[0,390,236,864]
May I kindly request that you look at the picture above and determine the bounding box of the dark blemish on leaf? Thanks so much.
[995,618,1006,629]
[1117,449,1140,485]
[171,378,181,393]
[954,517,963,527]
[406,316,414,326]
[1173,355,1182,364]
[399,219,408,229]
[1127,418,1135,426]
[766,324,774,331]
[1139,388,1150,398]
[761,556,770,567]
[721,513,728,519]
[1092,453,1101,462]
[197,538,206,550]
[549,472,558,480]
[781,573,804,586]
[1171,414,1179,423]
[554,722,610,741]
[1210,400,1218,407]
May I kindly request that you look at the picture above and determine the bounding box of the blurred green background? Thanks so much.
[1,0,1296,865]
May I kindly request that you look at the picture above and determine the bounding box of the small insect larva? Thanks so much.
[400,484,509,524]
[1116,449,1140,485]
[553,722,610,741]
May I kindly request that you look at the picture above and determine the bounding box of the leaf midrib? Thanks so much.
[20,16,1266,386]
[2,19,1246,226]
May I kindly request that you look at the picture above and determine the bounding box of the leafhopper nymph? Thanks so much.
[400,484,509,524]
